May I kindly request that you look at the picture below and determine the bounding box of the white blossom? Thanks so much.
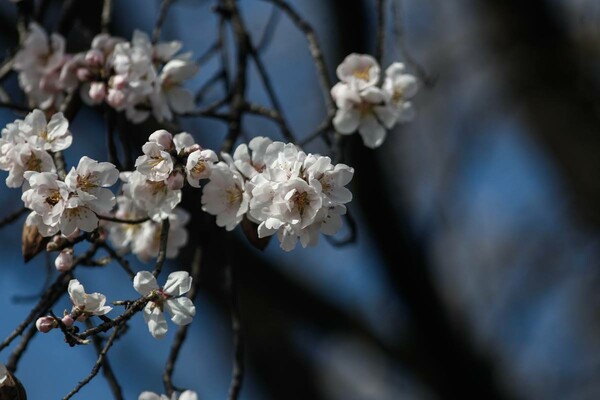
[135,141,174,181]
[20,109,72,152]
[152,58,199,122]
[383,62,418,122]
[1,142,55,188]
[122,171,182,221]
[64,156,119,213]
[13,23,67,109]
[133,271,196,339]
[67,279,112,319]
[60,193,100,236]
[231,136,273,179]
[201,162,249,231]
[21,171,69,230]
[185,149,217,188]
[336,53,380,91]
[332,85,397,149]
[139,390,197,400]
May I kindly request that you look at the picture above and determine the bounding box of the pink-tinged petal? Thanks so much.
[165,296,196,326]
[133,271,159,295]
[143,304,168,339]
[163,271,192,296]
[358,115,386,149]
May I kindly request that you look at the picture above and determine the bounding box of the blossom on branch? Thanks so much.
[67,279,112,321]
[133,271,196,340]
[139,390,198,400]
[331,53,419,149]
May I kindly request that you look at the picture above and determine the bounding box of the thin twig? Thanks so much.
[256,5,281,53]
[374,0,386,64]
[0,207,28,229]
[0,102,31,112]
[391,0,435,87]
[101,0,113,33]
[63,326,122,400]
[104,107,122,171]
[265,0,334,113]
[86,319,123,400]
[152,218,170,278]
[226,262,244,400]
[153,0,175,44]
[100,243,136,280]
[0,271,72,352]
[96,214,149,224]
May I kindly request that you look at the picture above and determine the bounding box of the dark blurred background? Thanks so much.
[2,0,600,399]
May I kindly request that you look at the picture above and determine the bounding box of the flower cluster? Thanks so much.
[0,109,69,188]
[201,136,354,251]
[332,53,418,148]
[22,153,118,237]
[14,23,198,122]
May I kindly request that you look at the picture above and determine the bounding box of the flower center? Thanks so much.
[292,191,309,215]
[353,66,371,82]
[25,154,43,172]
[45,190,62,206]
[226,187,242,205]
[77,174,97,190]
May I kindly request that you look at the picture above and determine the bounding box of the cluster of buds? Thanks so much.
[14,23,198,123]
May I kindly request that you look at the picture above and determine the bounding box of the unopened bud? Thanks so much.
[88,82,106,103]
[62,314,75,327]
[76,67,92,81]
[149,129,174,150]
[54,248,73,272]
[106,89,125,108]
[166,170,185,190]
[36,316,56,333]
[110,74,127,90]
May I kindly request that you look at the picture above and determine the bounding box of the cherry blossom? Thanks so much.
[20,109,72,152]
[64,156,119,214]
[383,62,419,122]
[133,271,196,339]
[185,148,217,188]
[67,279,112,320]
[13,23,68,109]
[201,162,250,231]
[139,390,198,400]
[336,53,380,90]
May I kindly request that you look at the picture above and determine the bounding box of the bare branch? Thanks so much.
[152,218,171,278]
[153,0,175,44]
[0,207,28,230]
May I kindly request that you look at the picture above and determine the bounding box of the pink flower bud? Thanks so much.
[110,74,127,90]
[76,67,92,81]
[149,129,174,149]
[54,249,73,272]
[85,49,104,66]
[88,82,106,103]
[106,89,125,108]
[36,316,56,333]
[62,314,75,327]
[166,170,185,190]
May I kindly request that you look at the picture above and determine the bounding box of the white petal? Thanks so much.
[163,271,192,296]
[134,271,159,295]
[332,109,360,134]
[143,305,168,339]
[165,297,195,326]
[358,115,386,149]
